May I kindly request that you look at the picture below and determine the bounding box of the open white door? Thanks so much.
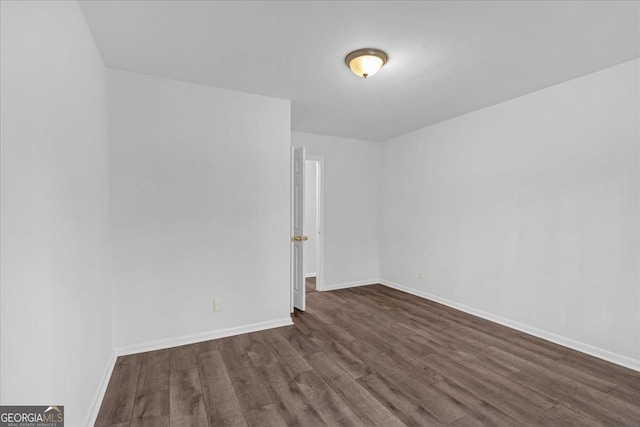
[292,147,306,311]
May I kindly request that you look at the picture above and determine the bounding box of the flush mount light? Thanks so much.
[345,48,388,79]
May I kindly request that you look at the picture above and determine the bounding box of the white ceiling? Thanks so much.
[79,1,639,142]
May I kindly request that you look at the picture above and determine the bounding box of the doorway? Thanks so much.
[304,158,322,294]
[291,150,324,312]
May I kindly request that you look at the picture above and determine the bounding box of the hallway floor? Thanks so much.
[306,276,316,294]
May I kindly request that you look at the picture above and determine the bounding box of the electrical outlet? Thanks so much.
[213,300,222,312]
[418,270,425,279]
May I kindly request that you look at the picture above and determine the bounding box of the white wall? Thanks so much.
[304,161,318,277]
[381,59,640,367]
[108,69,291,351]
[0,1,113,425]
[292,132,380,288]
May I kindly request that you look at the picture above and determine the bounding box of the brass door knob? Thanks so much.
[291,236,309,241]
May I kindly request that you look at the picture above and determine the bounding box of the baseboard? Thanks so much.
[305,273,317,278]
[85,349,117,427]
[115,317,294,356]
[380,279,640,373]
[321,279,379,292]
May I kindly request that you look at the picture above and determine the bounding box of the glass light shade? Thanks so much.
[345,49,387,79]
[349,55,384,78]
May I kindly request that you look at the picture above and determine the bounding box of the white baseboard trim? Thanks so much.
[85,349,117,427]
[321,279,379,292]
[305,273,317,278]
[115,317,293,356]
[380,279,640,373]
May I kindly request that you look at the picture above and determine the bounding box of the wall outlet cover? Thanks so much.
[213,300,223,312]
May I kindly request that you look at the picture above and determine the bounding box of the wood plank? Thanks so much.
[130,418,168,427]
[344,286,462,333]
[562,352,640,392]
[510,369,639,425]
[371,286,570,365]
[432,379,523,427]
[359,287,467,330]
[358,373,449,426]
[169,345,197,372]
[260,329,313,377]
[485,345,640,423]
[243,404,287,427]
[254,361,325,426]
[294,319,371,379]
[294,369,365,426]
[451,415,486,427]
[461,347,521,377]
[217,336,273,413]
[276,325,322,358]
[475,343,617,393]
[197,350,247,427]
[169,416,208,427]
[608,384,640,407]
[338,291,450,359]
[95,354,143,426]
[237,332,278,367]
[305,296,359,344]
[544,403,603,427]
[343,337,446,398]
[398,319,488,354]
[307,352,404,427]
[446,352,558,415]
[193,340,219,355]
[540,357,617,393]
[169,367,207,426]
[314,300,444,385]
[136,350,170,397]
[132,390,169,419]
[419,351,558,425]
[343,341,465,424]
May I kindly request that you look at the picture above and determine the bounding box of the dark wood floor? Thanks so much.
[306,276,317,294]
[95,284,640,427]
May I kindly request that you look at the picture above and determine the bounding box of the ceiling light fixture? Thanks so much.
[345,48,388,79]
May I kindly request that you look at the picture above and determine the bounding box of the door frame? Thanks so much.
[306,155,325,292]
[290,152,326,313]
